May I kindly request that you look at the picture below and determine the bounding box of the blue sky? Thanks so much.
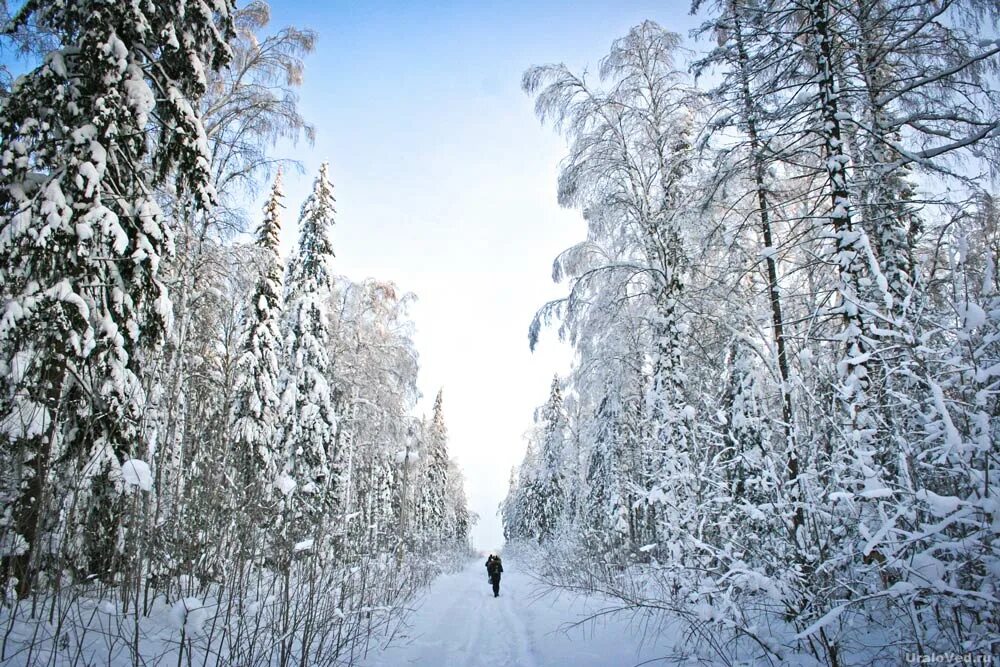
[263,0,705,549]
[0,0,706,549]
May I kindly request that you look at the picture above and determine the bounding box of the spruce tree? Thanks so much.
[720,340,767,503]
[231,172,285,519]
[279,162,339,544]
[423,389,450,543]
[535,376,567,540]
[445,460,471,543]
[0,0,234,597]
[584,389,630,552]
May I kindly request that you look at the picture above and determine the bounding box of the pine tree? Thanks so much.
[280,162,339,545]
[0,0,234,597]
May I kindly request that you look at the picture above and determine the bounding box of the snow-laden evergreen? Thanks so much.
[230,172,285,523]
[416,389,470,543]
[141,0,318,592]
[280,162,340,546]
[0,0,235,599]
[0,6,473,664]
[417,390,453,544]
[506,376,569,542]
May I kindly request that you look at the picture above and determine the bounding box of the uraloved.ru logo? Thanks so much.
[904,653,993,664]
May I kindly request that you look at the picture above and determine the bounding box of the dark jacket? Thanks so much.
[486,557,503,577]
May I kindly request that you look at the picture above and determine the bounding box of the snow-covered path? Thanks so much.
[360,559,672,667]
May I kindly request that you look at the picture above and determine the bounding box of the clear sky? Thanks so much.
[260,0,703,550]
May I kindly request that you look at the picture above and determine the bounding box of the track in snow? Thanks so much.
[360,559,671,667]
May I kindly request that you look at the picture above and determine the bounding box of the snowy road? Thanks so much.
[359,559,672,667]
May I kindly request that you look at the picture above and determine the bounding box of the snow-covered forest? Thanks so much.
[503,4,999,666]
[2,0,999,665]
[0,2,471,664]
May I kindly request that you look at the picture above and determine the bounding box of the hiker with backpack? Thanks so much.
[485,554,503,597]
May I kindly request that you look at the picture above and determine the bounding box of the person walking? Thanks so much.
[485,554,503,597]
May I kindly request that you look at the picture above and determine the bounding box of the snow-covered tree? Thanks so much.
[145,0,315,580]
[524,21,705,556]
[516,9,1000,663]
[280,162,339,544]
[420,389,451,543]
[0,0,234,597]
[503,439,542,540]
[326,278,420,554]
[231,172,285,520]
[718,339,768,503]
[533,376,568,540]
[445,460,472,544]
[582,388,632,552]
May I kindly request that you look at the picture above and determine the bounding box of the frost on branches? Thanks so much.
[230,172,286,526]
[279,162,340,548]
[0,5,474,664]
[0,0,234,598]
[509,8,1000,666]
